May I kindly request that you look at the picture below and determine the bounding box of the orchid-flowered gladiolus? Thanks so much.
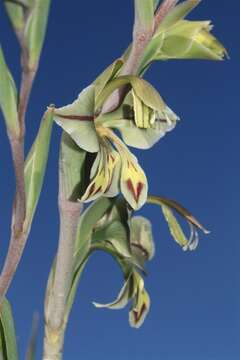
[54,76,179,209]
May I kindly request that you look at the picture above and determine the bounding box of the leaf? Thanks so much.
[59,132,87,201]
[24,106,54,227]
[4,1,25,33]
[24,0,51,68]
[0,46,20,136]
[0,298,18,360]
[74,197,114,268]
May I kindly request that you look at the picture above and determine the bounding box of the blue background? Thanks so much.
[0,1,239,359]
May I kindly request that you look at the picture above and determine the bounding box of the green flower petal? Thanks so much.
[54,118,99,153]
[157,20,227,60]
[99,94,179,149]
[129,287,150,329]
[120,151,148,210]
[54,85,99,152]
[81,143,120,202]
[130,216,155,261]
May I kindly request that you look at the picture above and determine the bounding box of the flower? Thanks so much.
[54,76,179,209]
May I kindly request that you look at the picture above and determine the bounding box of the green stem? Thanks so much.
[43,150,83,360]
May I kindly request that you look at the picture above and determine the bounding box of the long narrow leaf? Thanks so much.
[0,299,18,360]
[24,107,54,227]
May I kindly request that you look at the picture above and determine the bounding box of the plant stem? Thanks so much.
[102,0,177,113]
[43,155,83,360]
[0,29,37,304]
[154,0,179,32]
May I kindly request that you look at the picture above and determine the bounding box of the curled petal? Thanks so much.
[148,195,209,250]
[93,273,133,310]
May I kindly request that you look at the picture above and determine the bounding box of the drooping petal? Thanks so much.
[129,288,150,329]
[129,271,150,328]
[81,142,120,202]
[120,152,148,210]
[54,85,100,153]
[93,273,133,310]
[147,195,210,250]
[98,127,148,210]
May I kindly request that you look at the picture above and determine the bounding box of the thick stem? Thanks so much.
[43,157,83,359]
[43,327,64,360]
[46,200,82,330]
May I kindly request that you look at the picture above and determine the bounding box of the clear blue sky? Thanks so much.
[0,1,239,359]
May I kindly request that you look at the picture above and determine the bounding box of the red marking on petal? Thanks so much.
[56,114,94,121]
[88,183,96,197]
[136,182,144,201]
[133,303,147,323]
[126,179,144,203]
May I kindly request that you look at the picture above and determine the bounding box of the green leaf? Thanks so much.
[54,85,99,153]
[0,46,20,136]
[59,132,87,201]
[24,106,54,227]
[0,298,18,360]
[74,197,114,268]
[4,1,25,33]
[24,0,51,68]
